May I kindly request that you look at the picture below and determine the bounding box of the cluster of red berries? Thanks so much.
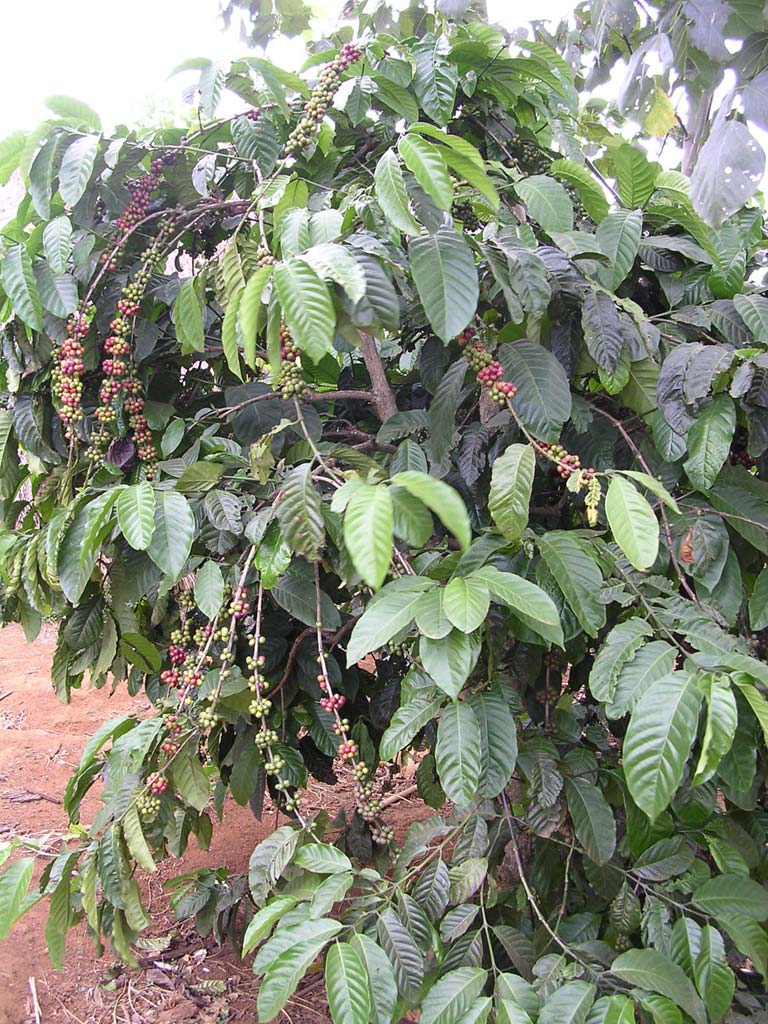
[320,691,346,711]
[101,152,175,267]
[146,772,167,795]
[457,327,518,406]
[228,589,250,618]
[244,107,261,122]
[161,668,180,688]
[729,449,756,470]
[278,326,306,397]
[52,307,92,435]
[169,644,187,665]
[535,441,592,480]
[285,43,363,154]
[338,739,358,760]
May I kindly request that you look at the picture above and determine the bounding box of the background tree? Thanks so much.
[0,1,767,1022]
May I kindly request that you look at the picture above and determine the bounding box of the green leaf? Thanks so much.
[488,444,535,542]
[750,568,768,631]
[716,913,768,977]
[221,286,244,380]
[35,263,78,318]
[610,949,706,1024]
[516,175,573,233]
[257,923,342,1021]
[692,874,768,923]
[414,586,453,639]
[2,244,43,330]
[374,149,420,236]
[596,208,643,290]
[470,565,564,648]
[551,159,609,223]
[581,291,623,373]
[633,837,696,882]
[690,120,764,229]
[692,675,737,785]
[325,942,371,1024]
[538,981,595,1024]
[435,700,482,806]
[399,134,452,211]
[195,560,224,620]
[298,243,366,303]
[349,933,398,1024]
[443,577,490,634]
[421,967,487,1024]
[274,259,335,362]
[343,484,393,590]
[498,342,572,442]
[43,216,73,274]
[694,926,733,1023]
[380,692,437,762]
[239,264,274,369]
[58,134,99,207]
[271,576,340,630]
[732,293,768,343]
[429,359,466,464]
[249,826,301,906]
[294,843,352,874]
[623,673,702,820]
[683,395,736,492]
[607,641,677,719]
[175,461,225,493]
[564,777,616,865]
[605,475,659,571]
[377,909,424,1003]
[589,618,652,703]
[390,471,471,550]
[618,470,680,514]
[412,34,458,125]
[468,690,518,798]
[45,868,74,970]
[123,805,157,872]
[276,463,325,561]
[537,533,605,637]
[46,95,102,128]
[409,226,478,343]
[0,857,35,942]
[347,577,436,664]
[615,144,657,208]
[28,135,59,218]
[147,492,195,581]
[392,486,433,547]
[420,629,481,698]
[169,748,210,811]
[175,277,205,354]
[242,896,299,955]
[116,482,156,551]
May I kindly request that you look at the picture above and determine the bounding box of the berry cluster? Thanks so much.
[101,152,175,267]
[146,772,167,795]
[52,307,92,436]
[285,43,363,154]
[729,448,756,470]
[244,106,262,122]
[320,691,346,712]
[457,328,518,406]
[535,441,590,480]
[452,200,480,232]
[228,588,250,618]
[355,779,382,822]
[256,244,277,269]
[337,739,358,760]
[136,791,161,818]
[278,326,306,397]
[509,136,553,176]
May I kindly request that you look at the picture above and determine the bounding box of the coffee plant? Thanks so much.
[1,1,767,1021]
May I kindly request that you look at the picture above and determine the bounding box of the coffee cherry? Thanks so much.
[146,772,167,795]
[285,43,363,154]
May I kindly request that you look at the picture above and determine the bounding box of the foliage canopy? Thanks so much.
[0,1,768,1022]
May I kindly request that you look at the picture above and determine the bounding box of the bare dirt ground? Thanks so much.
[0,624,425,1024]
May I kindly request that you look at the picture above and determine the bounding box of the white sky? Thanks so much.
[0,0,576,136]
